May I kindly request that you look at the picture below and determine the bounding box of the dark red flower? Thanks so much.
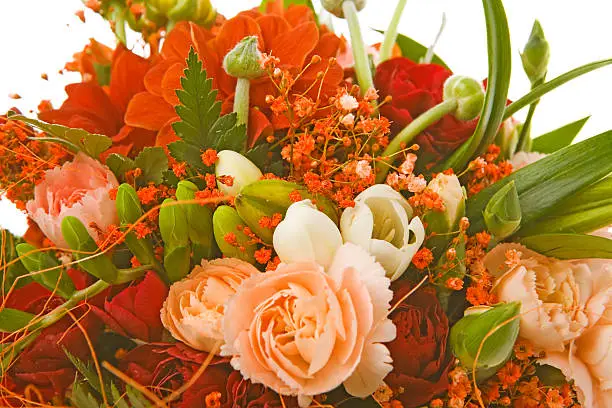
[384,281,453,408]
[92,271,168,342]
[375,57,478,166]
[1,269,103,401]
[119,343,298,407]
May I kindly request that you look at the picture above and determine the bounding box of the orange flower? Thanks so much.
[40,45,154,157]
[125,5,343,148]
[64,38,113,83]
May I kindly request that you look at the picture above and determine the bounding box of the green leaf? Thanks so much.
[0,308,35,332]
[134,146,168,184]
[246,143,286,176]
[531,116,590,153]
[176,180,218,262]
[126,385,151,408]
[168,140,209,173]
[467,130,612,234]
[106,153,135,179]
[71,381,104,408]
[436,0,512,172]
[213,205,257,263]
[504,59,612,120]
[484,180,521,239]
[159,199,189,249]
[65,350,105,395]
[164,245,191,282]
[8,114,112,158]
[395,32,448,68]
[212,114,247,153]
[16,243,75,299]
[111,383,131,408]
[519,233,612,259]
[1,231,31,292]
[61,216,118,282]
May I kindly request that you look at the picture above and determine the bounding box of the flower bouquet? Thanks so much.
[1,0,611,407]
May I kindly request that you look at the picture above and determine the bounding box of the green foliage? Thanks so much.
[106,146,168,185]
[213,205,257,263]
[531,116,590,153]
[1,231,31,292]
[169,49,247,173]
[8,114,111,159]
[483,181,521,240]
[0,308,35,332]
[519,233,612,259]
[106,153,136,180]
[395,32,448,68]
[246,143,286,176]
[435,233,467,313]
[16,243,75,299]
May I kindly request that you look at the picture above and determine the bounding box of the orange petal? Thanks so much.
[100,143,133,162]
[109,45,150,114]
[113,125,157,152]
[144,58,181,96]
[296,58,344,100]
[156,119,180,146]
[310,32,341,59]
[124,92,177,131]
[263,0,284,15]
[161,62,185,106]
[283,5,315,26]
[214,15,262,60]
[161,22,193,60]
[268,22,318,68]
[248,108,273,148]
[256,15,290,49]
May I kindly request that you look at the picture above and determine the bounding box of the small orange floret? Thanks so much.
[412,248,434,270]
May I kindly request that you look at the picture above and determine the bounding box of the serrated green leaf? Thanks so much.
[71,381,104,408]
[246,143,286,176]
[436,0,512,172]
[213,119,247,153]
[8,114,112,158]
[519,233,612,259]
[126,385,151,408]
[65,349,104,394]
[168,140,209,173]
[531,116,590,154]
[0,308,35,332]
[467,131,612,234]
[106,153,136,179]
[134,146,168,184]
[504,59,612,120]
[111,383,131,408]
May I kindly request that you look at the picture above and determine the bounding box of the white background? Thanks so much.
[1,0,612,234]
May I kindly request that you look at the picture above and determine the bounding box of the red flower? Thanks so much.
[92,271,168,342]
[1,269,103,401]
[118,343,298,407]
[375,57,478,165]
[384,281,453,408]
[40,45,155,157]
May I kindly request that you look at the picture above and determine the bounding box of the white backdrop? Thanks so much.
[1,0,612,234]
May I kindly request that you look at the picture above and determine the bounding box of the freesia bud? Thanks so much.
[212,205,256,264]
[321,0,366,18]
[235,179,339,244]
[223,36,264,80]
[495,118,522,159]
[450,302,521,381]
[340,184,425,280]
[16,243,75,299]
[521,20,550,84]
[215,150,263,196]
[443,75,485,121]
[273,200,343,269]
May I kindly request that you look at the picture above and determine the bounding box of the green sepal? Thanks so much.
[519,233,612,259]
[450,302,521,382]
[213,205,256,263]
[164,245,191,282]
[16,243,75,299]
[60,216,118,283]
[159,198,189,249]
[235,179,339,244]
[484,180,521,240]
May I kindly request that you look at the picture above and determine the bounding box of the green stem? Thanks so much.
[166,19,177,33]
[115,264,155,284]
[380,0,408,63]
[516,77,544,153]
[111,1,127,45]
[376,98,458,182]
[342,1,374,95]
[234,78,250,132]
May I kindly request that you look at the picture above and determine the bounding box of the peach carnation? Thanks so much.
[161,258,260,354]
[26,152,119,248]
[222,243,396,406]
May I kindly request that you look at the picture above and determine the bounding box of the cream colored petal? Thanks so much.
[343,342,393,398]
[539,351,595,408]
[340,201,374,249]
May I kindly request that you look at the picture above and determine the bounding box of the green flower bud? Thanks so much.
[116,183,143,224]
[16,243,75,299]
[164,245,191,282]
[144,0,216,27]
[61,216,118,283]
[321,0,366,18]
[495,118,523,159]
[443,75,485,121]
[450,302,521,381]
[484,180,522,240]
[235,179,339,244]
[176,180,219,262]
[521,20,550,84]
[212,205,256,264]
[159,198,189,249]
[223,36,264,79]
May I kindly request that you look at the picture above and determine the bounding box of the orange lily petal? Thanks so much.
[156,119,180,146]
[100,143,134,162]
[248,107,273,148]
[310,32,341,59]
[161,62,185,107]
[109,45,150,114]
[283,5,315,26]
[144,58,181,96]
[125,92,177,131]
[268,21,318,68]
[256,15,290,48]
[214,15,262,60]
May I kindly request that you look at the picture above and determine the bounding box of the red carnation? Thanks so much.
[92,271,168,342]
[375,57,478,165]
[384,281,453,408]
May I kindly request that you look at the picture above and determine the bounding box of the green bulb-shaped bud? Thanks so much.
[484,180,522,240]
[212,205,256,264]
[521,20,550,84]
[443,75,485,121]
[223,36,264,80]
[321,0,366,18]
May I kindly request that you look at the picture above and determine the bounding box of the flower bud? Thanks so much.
[215,150,263,196]
[212,205,256,264]
[495,118,522,159]
[483,180,522,240]
[450,302,520,381]
[146,0,216,27]
[176,180,219,262]
[159,198,189,249]
[321,0,366,18]
[273,200,343,269]
[521,20,550,84]
[16,243,75,299]
[61,216,118,283]
[443,75,485,121]
[235,179,339,244]
[223,36,264,79]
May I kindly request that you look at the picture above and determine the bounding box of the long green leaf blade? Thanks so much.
[519,233,612,259]
[531,116,590,153]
